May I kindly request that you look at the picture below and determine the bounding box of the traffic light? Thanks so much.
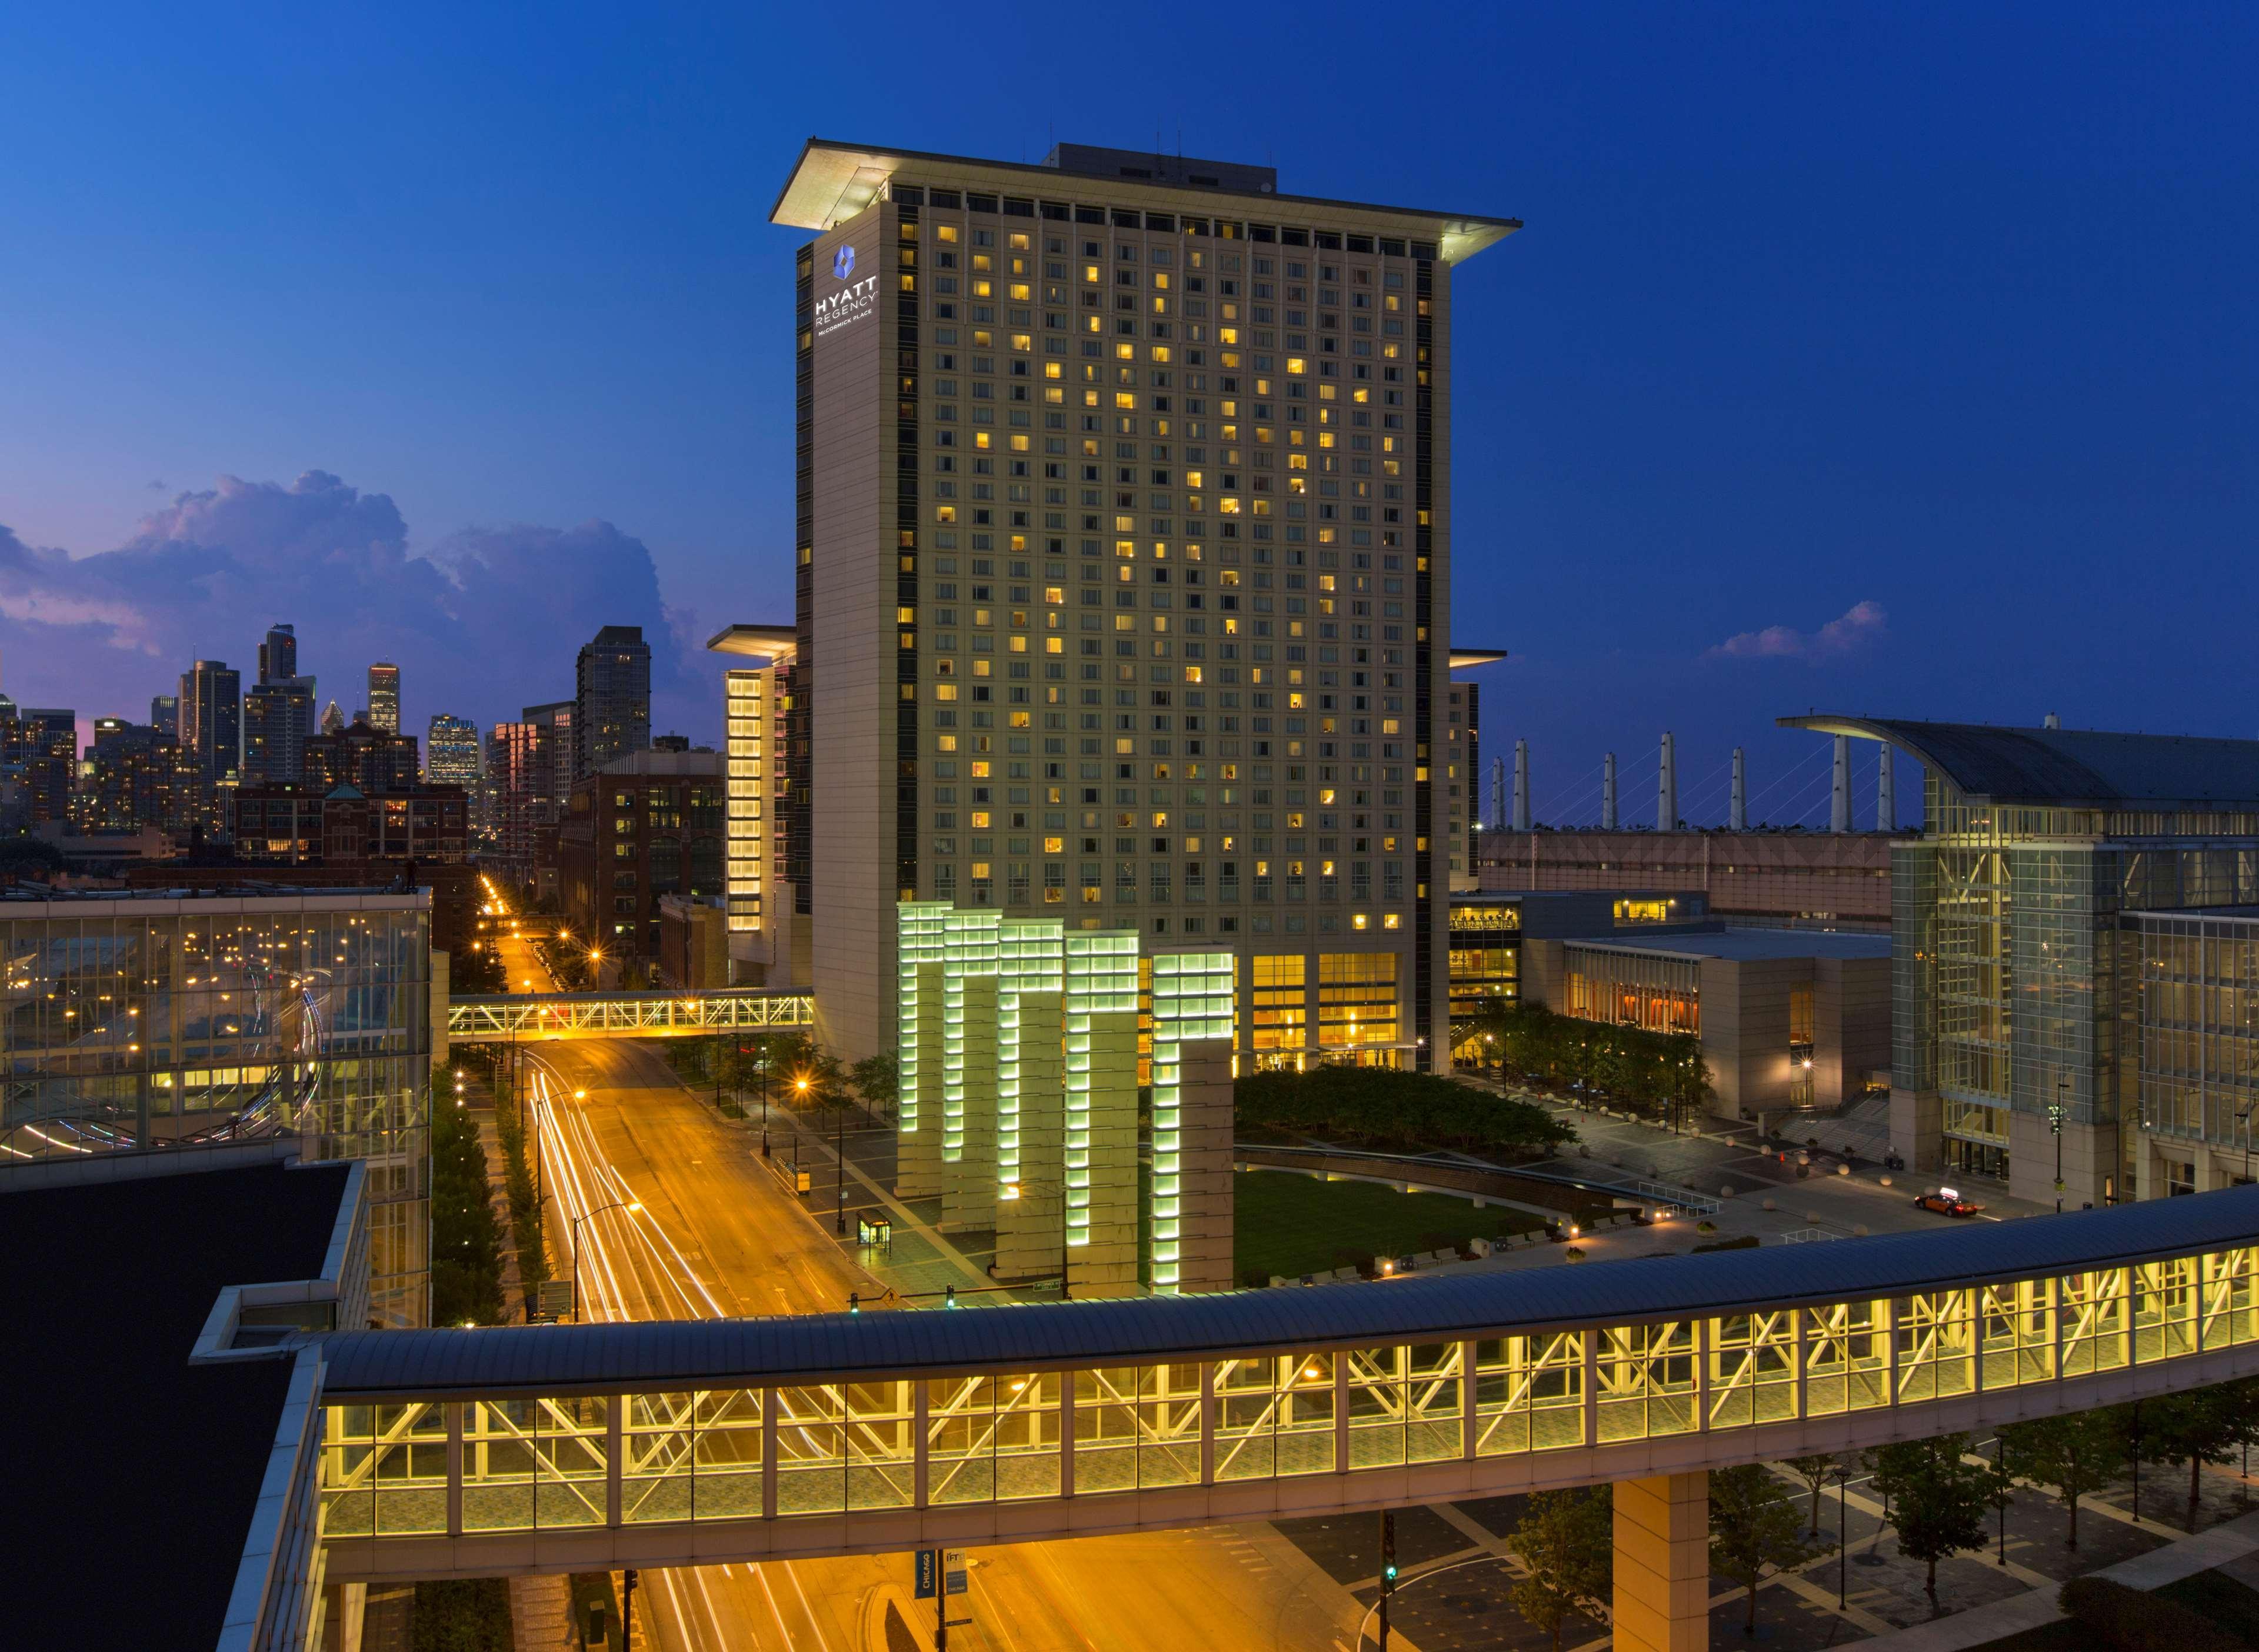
[1381,1509,1397,1587]
[849,1291,861,1314]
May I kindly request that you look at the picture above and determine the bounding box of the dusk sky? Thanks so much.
[3,5,2253,825]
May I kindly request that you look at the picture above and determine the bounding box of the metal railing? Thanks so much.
[445,990,814,1042]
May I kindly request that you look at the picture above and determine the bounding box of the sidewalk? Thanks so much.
[716,1089,1055,1309]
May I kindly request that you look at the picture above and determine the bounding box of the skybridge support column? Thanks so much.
[1614,1471,1710,1652]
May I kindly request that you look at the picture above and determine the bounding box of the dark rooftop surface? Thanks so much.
[1,1158,350,1650]
[1560,927,1892,962]
[1781,716,2259,810]
[322,1184,2259,1401]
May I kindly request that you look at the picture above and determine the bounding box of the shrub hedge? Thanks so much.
[1234,1064,1575,1159]
[2058,1576,2246,1652]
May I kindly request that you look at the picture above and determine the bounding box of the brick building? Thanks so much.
[558,750,728,964]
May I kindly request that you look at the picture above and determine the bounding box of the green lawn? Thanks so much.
[1232,1168,1545,1285]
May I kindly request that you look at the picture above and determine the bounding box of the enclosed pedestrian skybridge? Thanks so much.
[444,990,814,1043]
[319,1190,2259,1596]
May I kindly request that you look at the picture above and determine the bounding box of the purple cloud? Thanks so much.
[0,471,721,743]
[1708,599,1887,662]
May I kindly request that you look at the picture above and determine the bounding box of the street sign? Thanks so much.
[915,1547,969,1597]
[537,1280,575,1321]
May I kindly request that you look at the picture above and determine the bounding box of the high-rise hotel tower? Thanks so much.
[772,139,1517,1064]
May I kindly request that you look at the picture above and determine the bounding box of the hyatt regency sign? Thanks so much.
[814,242,879,340]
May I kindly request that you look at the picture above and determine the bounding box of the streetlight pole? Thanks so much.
[836,1085,848,1235]
[2051,1076,2067,1214]
[1837,1468,1850,1610]
[1378,1508,1397,1652]
[1996,1434,2007,1564]
[569,1198,642,1322]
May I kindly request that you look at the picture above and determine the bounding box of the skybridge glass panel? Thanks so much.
[1473,1331,1585,1455]
[463,1400,538,1531]
[534,1396,609,1529]
[1804,1301,1888,1417]
[1074,1364,1200,1490]
[622,1392,695,1524]
[2061,1268,2130,1375]
[1350,1342,1464,1466]
[1980,1280,2057,1388]
[1215,1353,1335,1480]
[2137,1257,2200,1361]
[321,1402,446,1536]
[927,1373,1060,1504]
[2203,1249,2259,1350]
[774,1385,847,1514]
[847,1380,916,1510]
[1707,1311,1798,1428]
[1893,1290,1975,1403]
[689,1388,765,1518]
[1597,1322,1698,1441]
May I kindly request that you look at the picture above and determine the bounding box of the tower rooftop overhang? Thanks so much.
[771,138,1521,264]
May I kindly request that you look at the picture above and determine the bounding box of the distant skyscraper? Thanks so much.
[367,661,401,735]
[17,708,75,824]
[424,714,481,788]
[74,718,194,832]
[244,684,316,786]
[321,701,346,735]
[179,660,242,784]
[258,623,298,684]
[304,718,419,795]
[523,701,575,807]
[574,626,650,780]
[488,720,545,885]
[150,695,178,741]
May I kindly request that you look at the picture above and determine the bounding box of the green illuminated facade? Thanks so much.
[897,900,1231,1294]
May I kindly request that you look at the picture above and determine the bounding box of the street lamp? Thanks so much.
[569,1198,642,1322]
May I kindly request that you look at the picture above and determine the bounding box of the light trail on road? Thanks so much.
[508,1040,1372,1652]
[526,1053,837,1651]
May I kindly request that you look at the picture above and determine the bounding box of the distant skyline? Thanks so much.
[3,5,2255,818]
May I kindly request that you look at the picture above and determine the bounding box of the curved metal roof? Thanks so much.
[1780,715,2259,810]
[321,1187,2259,1400]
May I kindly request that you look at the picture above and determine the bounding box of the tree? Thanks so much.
[1710,1464,1830,1634]
[2145,1381,2259,1522]
[2000,1408,2127,1548]
[429,1091,504,1328]
[1866,1434,1994,1614]
[1508,1487,1612,1652]
[851,1051,900,1121]
[1784,1454,1842,1537]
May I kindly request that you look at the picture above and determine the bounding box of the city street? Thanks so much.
[521,1034,1373,1652]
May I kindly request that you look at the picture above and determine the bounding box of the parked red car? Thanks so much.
[1913,1187,1983,1217]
